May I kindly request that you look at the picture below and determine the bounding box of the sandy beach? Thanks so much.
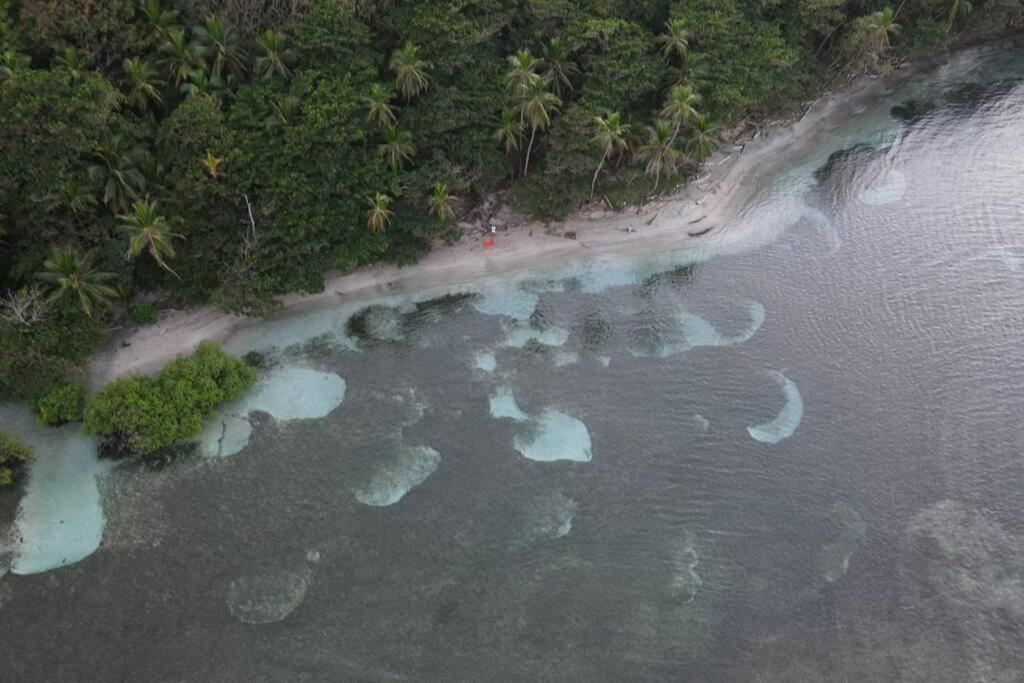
[88,70,897,386]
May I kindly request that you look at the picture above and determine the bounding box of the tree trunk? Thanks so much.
[668,120,682,150]
[590,151,608,199]
[523,125,537,177]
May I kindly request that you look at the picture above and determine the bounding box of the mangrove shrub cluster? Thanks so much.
[1,0,1021,399]
[83,341,256,457]
[0,428,32,486]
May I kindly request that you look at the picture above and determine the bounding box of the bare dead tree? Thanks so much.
[0,286,51,327]
[206,0,314,35]
[241,192,260,257]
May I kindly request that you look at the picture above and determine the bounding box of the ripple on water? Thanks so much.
[352,445,442,507]
[858,168,907,206]
[747,370,804,444]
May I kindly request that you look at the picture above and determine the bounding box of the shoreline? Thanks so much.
[88,66,907,386]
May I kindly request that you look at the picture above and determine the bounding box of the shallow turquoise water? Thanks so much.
[3,39,1024,680]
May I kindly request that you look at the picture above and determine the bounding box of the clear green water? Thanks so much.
[3,39,1024,681]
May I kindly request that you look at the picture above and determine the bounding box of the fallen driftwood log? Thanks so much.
[687,226,714,237]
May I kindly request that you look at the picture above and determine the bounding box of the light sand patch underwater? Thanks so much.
[200,366,347,458]
[0,405,114,575]
[501,322,571,349]
[489,388,593,462]
[471,286,539,320]
[514,409,593,463]
[473,351,498,372]
[747,370,804,444]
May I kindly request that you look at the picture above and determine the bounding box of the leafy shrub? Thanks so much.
[83,341,256,457]
[130,302,157,326]
[0,303,106,401]
[31,382,86,425]
[0,429,33,487]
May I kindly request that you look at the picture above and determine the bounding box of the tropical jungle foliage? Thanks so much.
[1,0,1020,400]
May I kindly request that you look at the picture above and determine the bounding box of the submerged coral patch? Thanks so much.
[226,566,313,624]
[353,445,442,507]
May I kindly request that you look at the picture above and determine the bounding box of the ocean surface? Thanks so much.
[3,39,1024,680]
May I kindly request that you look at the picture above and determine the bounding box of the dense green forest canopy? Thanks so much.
[1,0,1021,399]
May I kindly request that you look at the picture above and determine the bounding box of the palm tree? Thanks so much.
[637,121,682,191]
[118,200,183,277]
[36,246,118,317]
[494,107,523,156]
[44,174,98,215]
[254,30,295,81]
[591,112,630,198]
[428,183,456,221]
[668,51,707,90]
[657,18,690,64]
[200,151,225,178]
[389,42,430,100]
[160,28,203,87]
[541,38,578,98]
[867,7,900,52]
[504,49,542,99]
[122,57,165,112]
[520,78,561,178]
[685,114,720,162]
[378,125,415,172]
[0,50,28,82]
[87,133,150,212]
[947,0,972,32]
[662,85,702,147]
[180,68,223,99]
[364,83,397,129]
[138,0,179,41]
[55,47,90,80]
[265,93,301,129]
[366,193,394,232]
[193,15,247,80]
